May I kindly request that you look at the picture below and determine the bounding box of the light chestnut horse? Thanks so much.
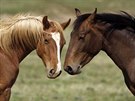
[0,15,70,101]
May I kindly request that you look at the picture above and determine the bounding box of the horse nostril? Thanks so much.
[65,66,74,74]
[49,69,55,75]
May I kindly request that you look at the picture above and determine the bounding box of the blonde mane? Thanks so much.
[0,15,44,53]
[0,15,64,55]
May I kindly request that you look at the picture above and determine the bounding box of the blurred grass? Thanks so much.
[1,0,135,18]
[0,0,135,101]
[11,49,135,101]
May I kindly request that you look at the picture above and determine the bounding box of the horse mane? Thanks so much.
[0,14,43,53]
[74,11,135,31]
[0,14,64,54]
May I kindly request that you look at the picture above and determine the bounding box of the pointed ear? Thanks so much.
[87,8,97,23]
[61,18,71,30]
[42,16,50,30]
[75,8,81,17]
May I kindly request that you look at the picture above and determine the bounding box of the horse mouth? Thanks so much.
[47,70,62,79]
[71,70,82,75]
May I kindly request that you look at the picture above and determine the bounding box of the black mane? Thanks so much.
[74,11,135,31]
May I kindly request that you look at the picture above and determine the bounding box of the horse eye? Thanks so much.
[79,34,85,40]
[44,39,48,44]
[79,36,84,40]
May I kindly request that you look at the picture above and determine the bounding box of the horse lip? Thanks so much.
[47,70,62,79]
[72,70,81,75]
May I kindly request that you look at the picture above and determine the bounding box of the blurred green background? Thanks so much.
[0,0,135,101]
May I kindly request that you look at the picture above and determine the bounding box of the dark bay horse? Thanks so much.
[64,8,135,95]
[0,15,70,101]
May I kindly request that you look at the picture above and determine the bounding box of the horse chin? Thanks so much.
[72,70,82,75]
[47,70,62,79]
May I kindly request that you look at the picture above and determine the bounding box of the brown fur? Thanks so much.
[0,15,70,101]
[64,8,135,95]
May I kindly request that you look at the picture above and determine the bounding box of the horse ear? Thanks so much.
[75,8,81,17]
[42,16,50,30]
[87,8,97,23]
[61,18,71,30]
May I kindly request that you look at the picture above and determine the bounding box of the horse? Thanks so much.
[64,8,135,95]
[0,15,71,101]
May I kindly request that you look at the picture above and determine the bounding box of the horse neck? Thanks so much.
[15,29,43,62]
[6,31,40,63]
[15,45,36,63]
[0,16,43,63]
[102,29,135,70]
[5,41,37,64]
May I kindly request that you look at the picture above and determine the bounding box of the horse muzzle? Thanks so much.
[64,65,82,75]
[47,69,62,79]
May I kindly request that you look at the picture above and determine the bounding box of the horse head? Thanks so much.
[64,8,103,75]
[37,16,71,79]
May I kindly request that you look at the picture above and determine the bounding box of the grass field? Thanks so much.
[10,50,135,101]
[0,0,135,101]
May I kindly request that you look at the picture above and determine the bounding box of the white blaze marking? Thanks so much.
[51,32,61,73]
